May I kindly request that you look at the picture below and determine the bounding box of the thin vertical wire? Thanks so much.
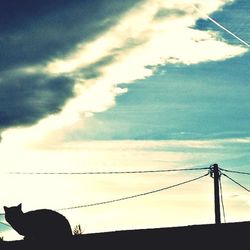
[219,177,226,223]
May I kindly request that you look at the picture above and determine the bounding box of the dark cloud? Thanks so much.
[0,0,144,130]
[78,54,117,79]
[76,36,148,80]
[0,0,144,72]
[0,73,74,128]
[111,37,147,54]
[154,8,187,20]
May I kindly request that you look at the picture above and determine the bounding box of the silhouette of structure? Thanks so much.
[0,221,250,250]
[209,164,221,224]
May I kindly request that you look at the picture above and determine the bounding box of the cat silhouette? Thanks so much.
[4,204,72,241]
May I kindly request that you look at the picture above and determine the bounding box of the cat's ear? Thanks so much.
[17,203,22,210]
[3,206,8,212]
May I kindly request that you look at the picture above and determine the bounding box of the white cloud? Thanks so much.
[222,138,250,144]
[1,0,247,147]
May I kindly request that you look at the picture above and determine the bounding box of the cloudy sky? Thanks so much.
[0,0,250,240]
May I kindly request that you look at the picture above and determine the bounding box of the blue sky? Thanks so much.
[67,0,250,141]
[0,0,250,240]
[73,54,250,140]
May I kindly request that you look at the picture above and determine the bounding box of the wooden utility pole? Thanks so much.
[210,164,221,224]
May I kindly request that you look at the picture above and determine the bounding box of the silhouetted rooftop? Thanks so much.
[1,221,250,250]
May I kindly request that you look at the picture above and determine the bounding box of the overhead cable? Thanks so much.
[9,167,209,175]
[191,4,250,47]
[220,168,250,176]
[0,221,11,228]
[219,178,226,223]
[222,173,250,192]
[57,172,209,211]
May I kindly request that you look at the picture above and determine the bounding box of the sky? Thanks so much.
[0,0,250,240]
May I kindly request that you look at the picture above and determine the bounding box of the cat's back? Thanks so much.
[24,209,72,238]
[26,209,67,222]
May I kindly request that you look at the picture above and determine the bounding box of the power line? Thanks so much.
[220,168,250,176]
[191,4,250,47]
[219,177,226,223]
[57,172,209,211]
[222,173,250,192]
[0,221,11,228]
[9,167,209,175]
[0,213,10,230]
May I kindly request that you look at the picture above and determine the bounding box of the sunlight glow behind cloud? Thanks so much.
[1,138,250,240]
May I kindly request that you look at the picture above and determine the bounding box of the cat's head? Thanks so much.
[4,204,23,222]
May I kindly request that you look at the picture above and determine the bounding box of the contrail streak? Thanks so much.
[192,4,249,47]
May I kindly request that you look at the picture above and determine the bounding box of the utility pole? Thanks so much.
[210,164,221,225]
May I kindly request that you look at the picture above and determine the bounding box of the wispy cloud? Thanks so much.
[2,137,250,239]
